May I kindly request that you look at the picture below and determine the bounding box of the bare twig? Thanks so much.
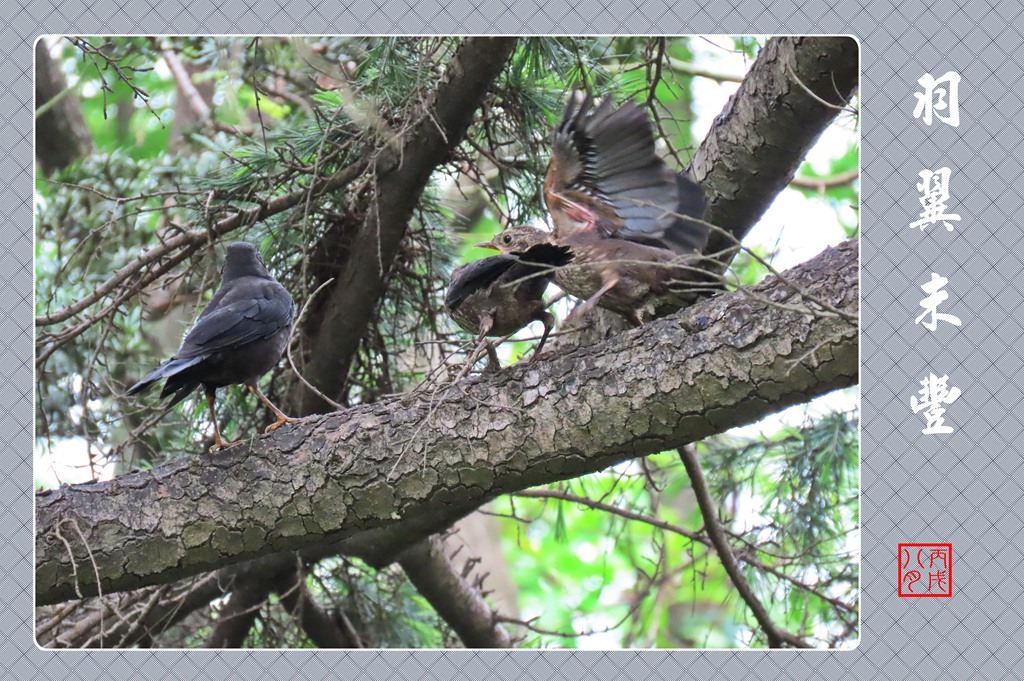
[790,169,859,191]
[35,159,367,329]
[677,446,811,648]
[285,278,345,411]
[158,40,213,127]
[664,56,744,83]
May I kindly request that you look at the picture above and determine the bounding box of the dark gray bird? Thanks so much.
[126,242,295,451]
[445,244,570,368]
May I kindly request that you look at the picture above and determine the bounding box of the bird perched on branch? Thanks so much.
[477,225,708,326]
[445,243,571,368]
[492,93,714,325]
[126,242,295,451]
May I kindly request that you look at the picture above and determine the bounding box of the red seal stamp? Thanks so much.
[899,543,952,597]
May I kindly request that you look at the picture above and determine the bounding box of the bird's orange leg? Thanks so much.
[476,316,502,373]
[455,316,497,380]
[206,387,244,452]
[247,383,295,434]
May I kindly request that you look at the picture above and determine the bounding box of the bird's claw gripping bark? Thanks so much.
[264,415,294,434]
[209,436,245,453]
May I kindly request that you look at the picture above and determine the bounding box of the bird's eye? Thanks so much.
[502,234,513,244]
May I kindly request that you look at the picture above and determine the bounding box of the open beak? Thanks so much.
[474,240,499,251]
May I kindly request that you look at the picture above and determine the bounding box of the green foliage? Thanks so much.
[702,409,859,644]
[36,148,232,470]
[496,409,858,648]
[35,36,858,649]
[293,559,447,648]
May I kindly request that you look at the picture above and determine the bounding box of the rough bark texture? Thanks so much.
[689,36,858,263]
[36,239,858,606]
[35,40,93,175]
[291,37,518,415]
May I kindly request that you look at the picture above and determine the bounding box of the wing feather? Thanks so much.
[176,278,294,359]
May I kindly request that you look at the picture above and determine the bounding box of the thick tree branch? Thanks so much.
[292,37,518,414]
[689,36,858,264]
[36,239,858,606]
[42,526,419,647]
[41,519,465,646]
[44,516,528,647]
[398,536,511,648]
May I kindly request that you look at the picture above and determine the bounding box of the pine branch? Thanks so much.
[290,37,519,414]
[689,36,858,266]
[36,239,858,606]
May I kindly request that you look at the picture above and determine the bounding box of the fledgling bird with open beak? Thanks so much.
[445,243,571,368]
[126,242,295,451]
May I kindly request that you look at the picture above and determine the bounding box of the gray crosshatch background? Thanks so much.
[6,0,1024,677]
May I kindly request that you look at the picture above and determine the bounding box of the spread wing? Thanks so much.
[548,94,709,255]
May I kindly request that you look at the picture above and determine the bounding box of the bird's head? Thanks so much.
[221,242,272,281]
[475,225,554,255]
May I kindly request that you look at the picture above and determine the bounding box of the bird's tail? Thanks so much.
[125,356,206,406]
